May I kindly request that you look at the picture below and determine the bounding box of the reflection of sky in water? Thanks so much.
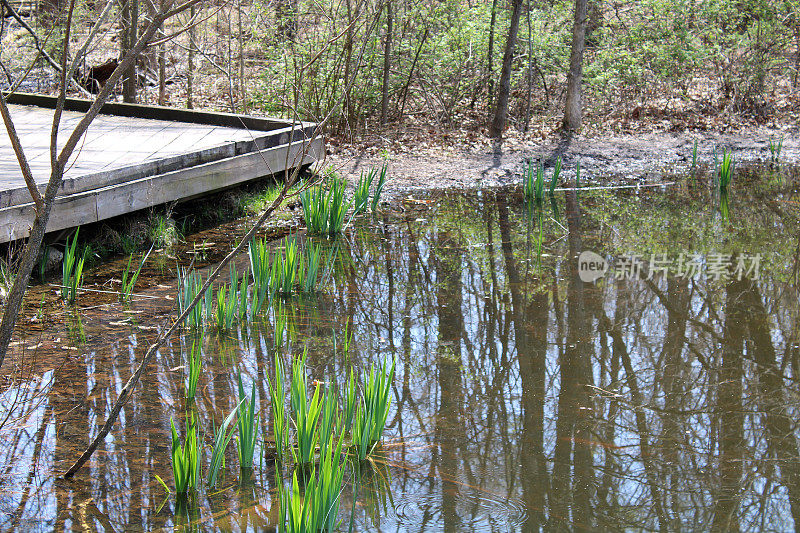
[0,180,799,531]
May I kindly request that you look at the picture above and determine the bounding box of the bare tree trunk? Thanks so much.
[158,42,165,105]
[380,0,392,124]
[121,0,138,103]
[237,0,246,112]
[523,0,532,132]
[563,0,588,132]
[187,3,195,109]
[489,0,524,138]
[486,0,498,114]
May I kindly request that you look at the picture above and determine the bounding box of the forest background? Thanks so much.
[1,0,798,146]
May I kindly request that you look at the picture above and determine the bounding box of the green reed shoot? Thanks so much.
[548,156,562,195]
[268,351,289,463]
[302,242,322,294]
[170,415,200,495]
[280,443,344,532]
[61,228,87,303]
[280,470,317,532]
[371,164,388,213]
[248,236,271,290]
[207,403,239,487]
[318,385,339,452]
[353,168,375,215]
[291,348,323,467]
[352,359,395,461]
[718,148,735,192]
[185,336,202,400]
[120,246,152,302]
[575,160,581,198]
[274,305,287,348]
[237,274,249,321]
[343,369,357,435]
[691,139,698,173]
[769,135,784,163]
[310,426,344,531]
[237,373,259,470]
[300,177,350,236]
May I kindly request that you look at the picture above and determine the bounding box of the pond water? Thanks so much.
[1,165,799,531]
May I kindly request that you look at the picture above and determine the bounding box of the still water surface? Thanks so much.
[1,169,799,531]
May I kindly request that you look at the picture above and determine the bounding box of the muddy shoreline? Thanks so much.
[328,128,800,195]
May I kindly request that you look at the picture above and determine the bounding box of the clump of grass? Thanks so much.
[120,246,152,302]
[717,148,735,193]
[185,335,203,400]
[352,358,395,461]
[169,415,200,496]
[236,373,259,470]
[207,404,238,487]
[62,229,87,304]
[300,177,350,236]
[149,214,181,248]
[769,135,784,163]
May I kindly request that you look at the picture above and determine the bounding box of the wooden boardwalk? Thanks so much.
[0,93,322,243]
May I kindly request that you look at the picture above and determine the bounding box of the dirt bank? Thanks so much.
[328,127,800,195]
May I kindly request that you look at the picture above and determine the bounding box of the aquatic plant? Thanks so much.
[61,228,87,304]
[300,177,350,235]
[120,246,152,302]
[279,438,345,532]
[207,404,239,487]
[276,234,303,296]
[352,358,395,461]
[343,369,357,435]
[523,159,547,203]
[352,168,375,215]
[371,164,388,213]
[575,160,581,197]
[291,348,323,467]
[691,139,698,173]
[267,351,289,463]
[185,336,202,400]
[310,428,345,531]
[769,135,783,163]
[318,385,339,453]
[718,148,735,192]
[214,282,238,331]
[548,156,562,195]
[170,415,200,495]
[149,214,181,248]
[178,268,212,329]
[236,373,259,470]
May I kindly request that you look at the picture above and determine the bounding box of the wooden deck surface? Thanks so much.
[1,104,258,185]
[0,101,321,242]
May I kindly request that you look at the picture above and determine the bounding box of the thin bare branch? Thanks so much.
[0,95,43,210]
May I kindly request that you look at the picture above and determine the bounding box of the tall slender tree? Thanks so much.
[563,0,588,132]
[489,0,524,138]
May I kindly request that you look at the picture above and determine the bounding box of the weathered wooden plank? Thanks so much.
[0,137,323,242]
